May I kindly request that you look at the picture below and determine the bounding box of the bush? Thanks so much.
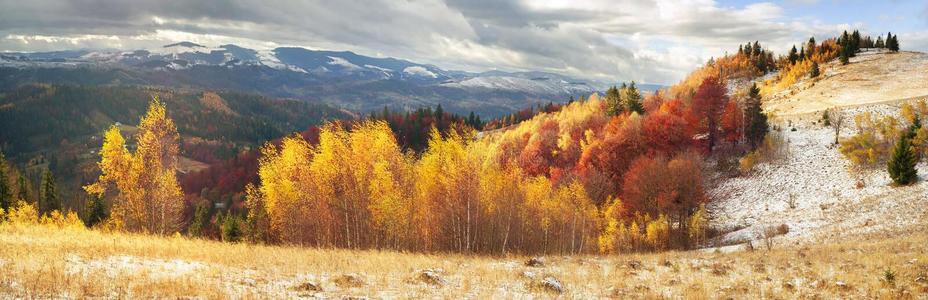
[222,215,243,243]
[40,210,85,229]
[3,201,37,225]
[739,152,759,174]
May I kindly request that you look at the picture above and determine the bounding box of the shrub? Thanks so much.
[222,215,243,243]
[3,201,37,225]
[39,210,85,229]
[739,152,759,174]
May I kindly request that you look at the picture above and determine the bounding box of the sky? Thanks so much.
[1,0,926,85]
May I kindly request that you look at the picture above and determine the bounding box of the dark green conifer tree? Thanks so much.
[744,83,769,149]
[39,169,58,214]
[888,133,918,185]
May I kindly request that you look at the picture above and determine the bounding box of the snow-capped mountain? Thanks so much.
[0,42,660,116]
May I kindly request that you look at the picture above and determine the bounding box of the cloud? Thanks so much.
[0,0,891,84]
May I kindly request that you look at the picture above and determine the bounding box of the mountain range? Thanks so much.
[0,42,662,117]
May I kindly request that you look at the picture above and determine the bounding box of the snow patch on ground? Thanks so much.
[65,254,205,279]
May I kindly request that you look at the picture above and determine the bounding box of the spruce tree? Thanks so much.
[888,133,918,185]
[0,152,11,212]
[39,169,59,214]
[810,61,820,78]
[744,83,769,149]
[876,36,885,48]
[624,82,644,114]
[788,45,799,65]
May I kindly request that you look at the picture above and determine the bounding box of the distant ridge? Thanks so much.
[164,41,206,48]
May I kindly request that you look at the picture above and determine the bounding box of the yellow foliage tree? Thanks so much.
[85,97,184,234]
[645,215,670,251]
[414,127,481,252]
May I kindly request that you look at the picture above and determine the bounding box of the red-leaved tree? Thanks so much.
[690,76,729,152]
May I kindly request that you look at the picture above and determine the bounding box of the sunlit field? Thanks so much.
[2,222,926,299]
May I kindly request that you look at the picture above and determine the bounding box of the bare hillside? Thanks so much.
[765,50,928,117]
[708,52,928,249]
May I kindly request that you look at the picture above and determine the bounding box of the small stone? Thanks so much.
[416,269,447,286]
[536,276,564,294]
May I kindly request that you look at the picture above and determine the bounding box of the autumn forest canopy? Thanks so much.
[0,30,906,254]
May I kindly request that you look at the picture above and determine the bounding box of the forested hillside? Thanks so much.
[0,85,353,212]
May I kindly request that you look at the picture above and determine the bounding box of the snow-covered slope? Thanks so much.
[708,51,928,248]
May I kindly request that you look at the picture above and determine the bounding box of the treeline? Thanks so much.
[483,102,564,130]
[232,72,769,254]
[367,105,483,152]
[836,30,900,64]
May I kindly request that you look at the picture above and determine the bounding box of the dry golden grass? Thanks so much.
[1,223,926,299]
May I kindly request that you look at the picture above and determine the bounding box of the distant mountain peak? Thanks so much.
[164,41,205,48]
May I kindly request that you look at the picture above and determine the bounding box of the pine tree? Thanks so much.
[887,33,900,52]
[188,200,211,237]
[39,169,58,214]
[17,174,29,203]
[744,83,769,149]
[434,104,444,121]
[851,30,861,53]
[624,82,644,114]
[222,214,243,243]
[839,47,850,65]
[876,35,885,48]
[605,85,623,116]
[0,152,11,212]
[788,45,799,65]
[807,37,817,56]
[83,195,108,227]
[887,133,918,185]
[810,61,820,78]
